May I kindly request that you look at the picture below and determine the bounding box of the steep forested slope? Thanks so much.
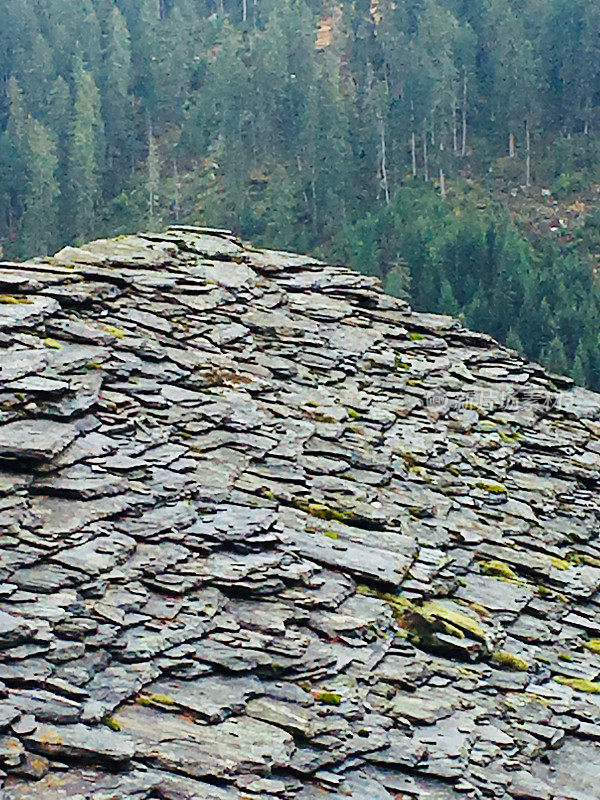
[2,0,600,385]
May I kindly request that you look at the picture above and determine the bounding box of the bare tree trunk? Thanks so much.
[452,99,458,154]
[242,0,247,22]
[525,120,531,187]
[461,71,468,157]
[509,132,515,158]
[584,97,591,135]
[440,168,446,199]
[411,100,417,178]
[379,114,390,205]
[423,121,429,181]
[311,172,317,231]
[173,161,181,221]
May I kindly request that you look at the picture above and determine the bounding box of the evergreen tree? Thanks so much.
[543,336,568,376]
[102,6,134,194]
[20,118,60,256]
[68,58,105,241]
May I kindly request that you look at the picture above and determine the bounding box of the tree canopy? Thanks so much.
[2,0,600,386]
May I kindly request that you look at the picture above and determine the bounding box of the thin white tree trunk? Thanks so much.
[440,168,446,199]
[525,120,531,187]
[173,161,181,221]
[509,132,515,158]
[379,115,390,205]
[452,99,458,154]
[242,0,247,22]
[410,100,417,178]
[423,121,429,181]
[461,72,467,157]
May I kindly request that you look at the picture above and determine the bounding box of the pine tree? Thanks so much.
[505,327,524,354]
[543,336,568,376]
[440,278,459,315]
[571,341,588,385]
[68,58,105,241]
[7,78,29,153]
[20,119,60,257]
[102,6,134,194]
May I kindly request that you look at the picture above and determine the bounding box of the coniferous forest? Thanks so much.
[3,0,600,387]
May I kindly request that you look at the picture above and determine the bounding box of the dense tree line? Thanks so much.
[2,0,600,386]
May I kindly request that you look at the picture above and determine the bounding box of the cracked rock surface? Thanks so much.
[0,226,599,798]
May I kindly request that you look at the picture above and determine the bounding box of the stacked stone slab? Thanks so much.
[0,227,599,799]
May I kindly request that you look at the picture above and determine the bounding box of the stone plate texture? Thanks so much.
[0,227,599,799]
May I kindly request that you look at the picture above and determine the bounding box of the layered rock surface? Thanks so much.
[0,227,599,799]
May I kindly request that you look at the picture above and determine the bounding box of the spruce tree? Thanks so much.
[20,119,60,257]
[68,58,105,242]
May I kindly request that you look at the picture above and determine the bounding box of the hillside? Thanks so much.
[0,228,600,798]
[4,0,600,389]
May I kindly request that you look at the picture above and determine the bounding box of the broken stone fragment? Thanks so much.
[0,420,83,462]
[24,723,134,767]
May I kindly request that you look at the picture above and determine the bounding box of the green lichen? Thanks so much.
[347,407,361,420]
[548,555,571,571]
[421,601,488,643]
[492,650,529,671]
[498,430,522,443]
[558,652,573,662]
[137,692,176,707]
[314,691,341,706]
[474,481,507,494]
[569,553,600,568]
[408,332,424,341]
[583,639,600,654]
[323,530,339,540]
[104,325,125,339]
[43,337,62,350]
[294,498,357,524]
[0,295,32,305]
[478,559,519,580]
[554,676,600,694]
[105,716,121,731]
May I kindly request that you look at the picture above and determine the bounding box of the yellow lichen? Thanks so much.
[137,692,176,707]
[295,498,357,524]
[492,650,529,671]
[420,601,488,643]
[554,676,600,694]
[583,639,600,655]
[104,325,125,339]
[313,690,341,706]
[105,716,121,731]
[474,481,507,494]
[43,338,62,350]
[0,295,32,304]
[548,555,571,571]
[478,559,519,580]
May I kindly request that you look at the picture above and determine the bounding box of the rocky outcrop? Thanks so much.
[0,227,599,799]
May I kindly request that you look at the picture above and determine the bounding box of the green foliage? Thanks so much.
[3,0,600,389]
